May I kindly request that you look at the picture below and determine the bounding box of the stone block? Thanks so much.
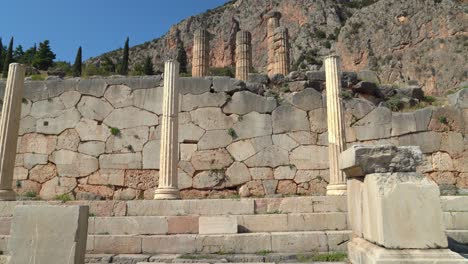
[104,107,159,129]
[195,233,271,254]
[391,112,416,136]
[272,105,309,134]
[223,91,276,114]
[182,92,228,112]
[99,153,142,169]
[278,197,314,213]
[271,232,327,253]
[9,205,88,263]
[167,216,199,234]
[326,230,352,252]
[51,149,99,177]
[441,196,468,212]
[362,172,447,249]
[311,196,347,212]
[77,96,114,121]
[191,107,234,130]
[347,178,364,237]
[179,77,211,95]
[142,235,197,254]
[340,145,422,177]
[287,213,347,231]
[126,200,190,216]
[36,108,81,134]
[444,212,468,230]
[199,216,238,234]
[286,88,323,111]
[132,87,164,115]
[188,199,255,215]
[93,235,142,254]
[244,146,289,168]
[112,254,150,264]
[290,145,328,170]
[237,214,288,232]
[93,216,168,235]
[398,131,442,154]
[232,112,272,140]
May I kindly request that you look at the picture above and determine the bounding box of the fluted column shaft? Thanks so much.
[192,29,209,77]
[273,27,290,76]
[0,63,25,201]
[325,56,347,196]
[154,60,181,200]
[267,14,280,77]
[235,31,252,81]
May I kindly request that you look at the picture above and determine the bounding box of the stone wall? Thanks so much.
[0,76,466,200]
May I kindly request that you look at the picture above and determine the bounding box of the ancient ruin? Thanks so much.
[235,31,252,81]
[191,29,210,77]
[266,12,281,77]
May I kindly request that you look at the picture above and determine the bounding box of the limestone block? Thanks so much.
[191,107,234,130]
[93,235,142,254]
[180,144,197,161]
[250,136,273,152]
[414,107,432,131]
[347,178,364,237]
[391,112,416,136]
[225,162,251,187]
[18,116,36,135]
[272,105,309,134]
[132,87,164,115]
[441,196,468,212]
[263,180,278,195]
[249,168,273,180]
[398,131,442,154]
[178,169,192,190]
[88,169,125,186]
[444,212,468,230]
[244,146,289,168]
[18,133,56,154]
[142,140,160,169]
[340,145,422,177]
[167,216,198,234]
[141,235,196,254]
[290,145,328,170]
[179,123,205,143]
[441,132,464,157]
[311,196,348,212]
[432,152,454,171]
[188,198,255,215]
[182,92,228,112]
[327,230,352,252]
[193,171,224,189]
[308,108,328,133]
[286,88,323,111]
[232,112,272,140]
[277,180,297,195]
[30,97,65,118]
[104,107,158,130]
[29,163,56,183]
[99,153,142,169]
[274,166,297,180]
[57,129,80,151]
[362,172,447,249]
[13,167,28,180]
[198,130,232,150]
[287,213,347,231]
[191,149,234,170]
[77,96,114,121]
[344,98,375,120]
[59,90,81,108]
[78,141,106,157]
[94,216,167,235]
[103,84,134,108]
[76,78,107,97]
[105,126,149,153]
[223,91,277,115]
[36,108,81,135]
[199,216,238,234]
[271,232,327,253]
[195,233,270,254]
[448,88,468,109]
[179,77,211,95]
[113,255,150,264]
[238,214,288,232]
[428,106,464,133]
[50,150,97,177]
[76,119,111,142]
[272,134,299,152]
[23,153,48,169]
[294,170,320,183]
[212,77,245,93]
[9,205,88,264]
[288,131,317,145]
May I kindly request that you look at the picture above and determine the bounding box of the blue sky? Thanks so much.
[0,0,229,62]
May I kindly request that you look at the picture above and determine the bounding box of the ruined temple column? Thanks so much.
[0,63,25,201]
[266,12,281,77]
[324,55,347,196]
[154,60,181,200]
[273,27,290,76]
[235,31,252,81]
[192,29,210,77]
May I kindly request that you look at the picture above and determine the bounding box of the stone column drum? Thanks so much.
[0,63,25,201]
[266,12,281,77]
[273,27,290,76]
[235,31,252,81]
[154,60,181,200]
[192,29,210,77]
[324,55,347,196]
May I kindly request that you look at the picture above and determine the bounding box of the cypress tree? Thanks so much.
[72,46,82,77]
[176,43,188,74]
[143,56,154,75]
[120,37,129,75]
[0,38,4,73]
[2,37,14,78]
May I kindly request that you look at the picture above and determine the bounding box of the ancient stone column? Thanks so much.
[192,29,210,77]
[324,55,347,196]
[0,63,25,201]
[266,12,281,77]
[154,60,181,200]
[273,27,290,76]
[235,31,252,81]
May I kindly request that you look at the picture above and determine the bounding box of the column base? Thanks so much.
[0,189,16,201]
[326,184,347,196]
[348,238,468,264]
[154,187,180,200]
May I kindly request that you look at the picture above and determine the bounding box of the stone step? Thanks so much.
[444,212,468,230]
[86,231,351,255]
[448,230,468,244]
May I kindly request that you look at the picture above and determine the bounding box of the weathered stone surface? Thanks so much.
[78,141,106,157]
[448,88,468,109]
[9,205,88,264]
[244,146,289,168]
[104,107,158,129]
[20,99,32,119]
[179,123,205,143]
[76,78,107,97]
[142,141,160,169]
[193,171,224,189]
[428,106,464,133]
[277,180,297,195]
[440,132,464,157]
[179,77,211,95]
[88,169,125,186]
[180,144,197,161]
[432,152,454,171]
[76,119,111,142]
[14,180,41,196]
[272,105,309,134]
[182,92,228,112]
[13,167,28,180]
[391,112,416,136]
[294,170,321,184]
[112,254,150,264]
[249,168,273,180]
[340,145,422,177]
[132,87,164,115]
[353,107,392,141]
[345,98,375,120]
[414,107,432,132]
[225,162,251,187]
[23,153,48,169]
[51,150,99,177]
[100,153,142,169]
[113,188,138,201]
[167,216,198,234]
[124,170,158,191]
[29,163,56,183]
[191,149,234,170]
[195,233,270,254]
[106,126,149,153]
[178,169,192,190]
[40,177,77,200]
[271,232,327,253]
[104,84,134,108]
[18,116,36,135]
[191,107,234,130]
[36,108,81,135]
[286,88,323,111]
[57,129,80,151]
[30,97,65,118]
[398,131,441,154]
[199,216,238,234]
[212,77,245,93]
[227,140,256,161]
[274,166,297,180]
[249,136,273,152]
[272,134,299,152]
[308,108,328,133]
[18,133,56,154]
[59,91,81,108]
[288,131,317,145]
[223,91,277,114]
[198,130,232,150]
[232,112,272,140]
[290,145,328,170]
[77,96,114,121]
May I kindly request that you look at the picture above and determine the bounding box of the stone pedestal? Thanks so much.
[273,27,290,76]
[266,12,281,77]
[192,29,209,77]
[154,60,181,200]
[0,63,25,201]
[235,31,252,81]
[325,55,347,196]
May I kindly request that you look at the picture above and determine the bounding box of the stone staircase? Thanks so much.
[0,196,466,263]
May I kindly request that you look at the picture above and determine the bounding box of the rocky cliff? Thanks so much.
[89,0,467,95]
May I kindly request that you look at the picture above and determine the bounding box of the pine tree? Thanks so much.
[119,37,129,75]
[72,46,82,77]
[22,44,36,65]
[0,38,4,73]
[13,45,24,62]
[143,56,154,75]
[2,37,14,78]
[32,40,56,70]
[176,43,188,74]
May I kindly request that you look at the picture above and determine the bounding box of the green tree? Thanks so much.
[101,56,116,73]
[21,44,37,65]
[72,46,82,77]
[119,37,129,75]
[32,40,56,70]
[0,38,4,73]
[143,56,154,75]
[2,37,14,78]
[13,45,24,62]
[176,43,188,74]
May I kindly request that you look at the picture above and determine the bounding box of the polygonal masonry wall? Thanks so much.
[0,76,466,200]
